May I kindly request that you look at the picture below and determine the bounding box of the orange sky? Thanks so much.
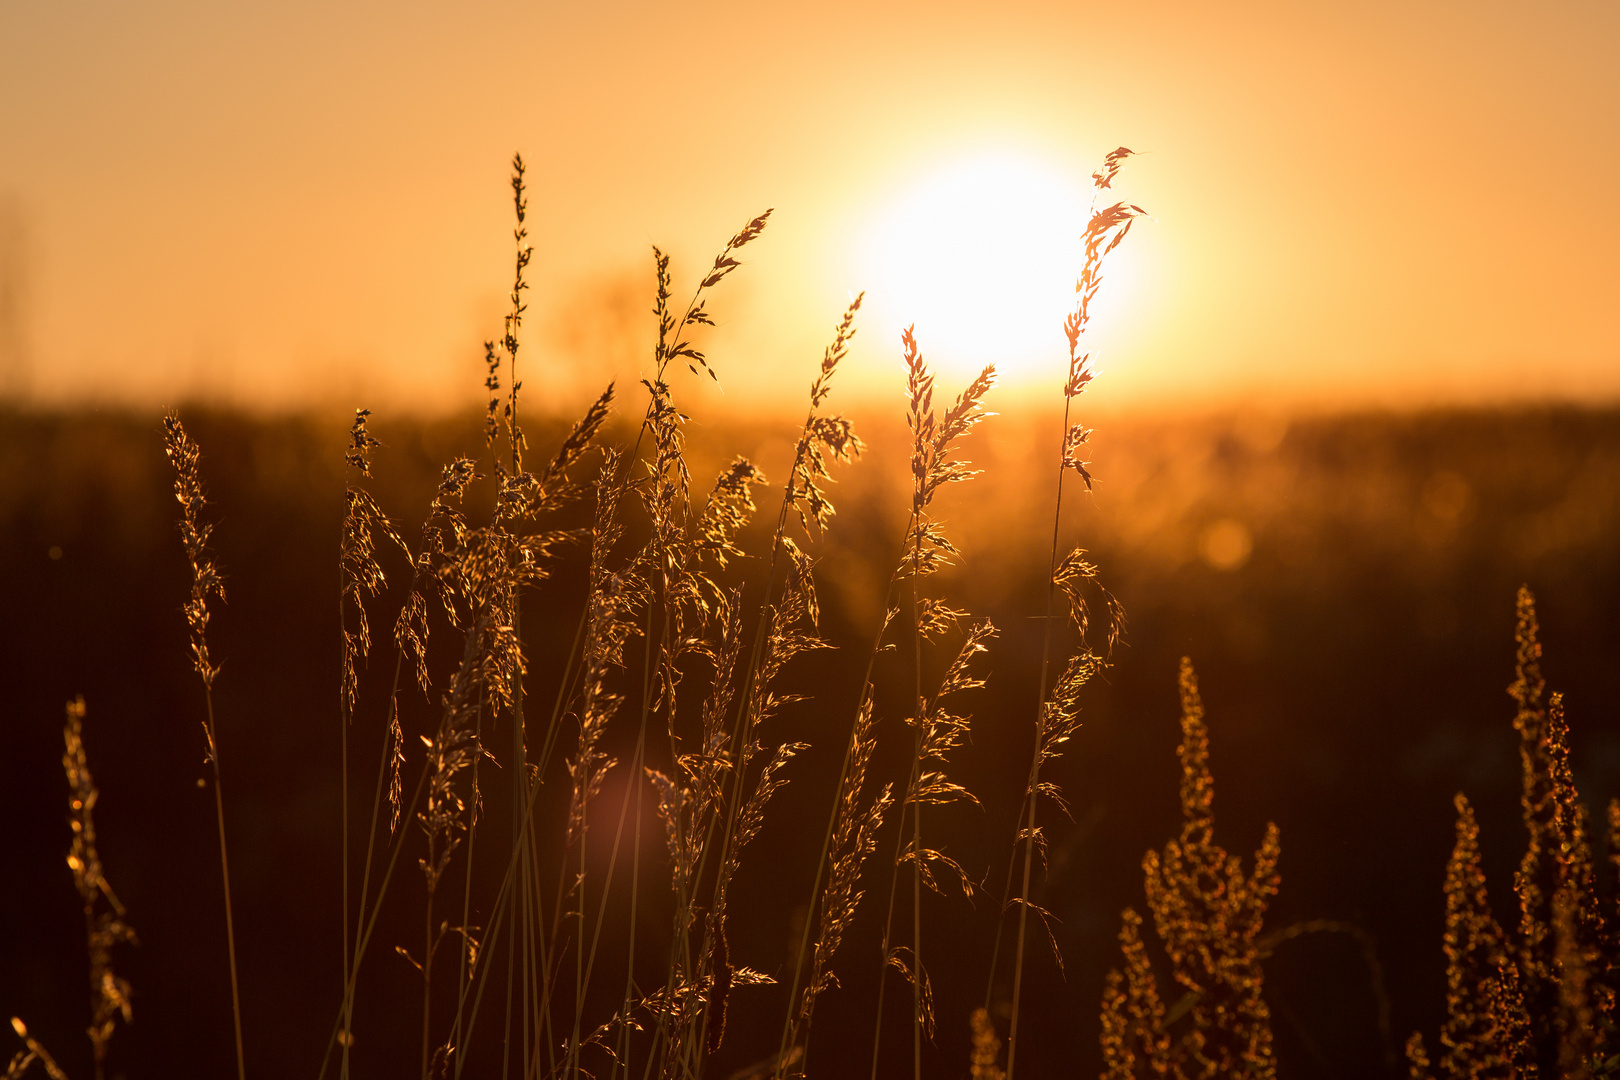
[2,0,1617,417]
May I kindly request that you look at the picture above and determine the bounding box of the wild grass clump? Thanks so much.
[1404,588,1620,1080]
[8,142,1616,1080]
[277,149,1114,1080]
[1097,661,1280,1079]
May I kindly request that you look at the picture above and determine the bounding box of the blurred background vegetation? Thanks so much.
[2,401,1617,1078]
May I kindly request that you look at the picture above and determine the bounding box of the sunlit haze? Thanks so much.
[2,0,1617,416]
[860,152,1142,387]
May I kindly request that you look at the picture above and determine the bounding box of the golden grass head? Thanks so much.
[162,412,224,691]
[344,407,381,477]
[804,695,894,1019]
[697,456,768,570]
[1098,907,1169,1080]
[811,292,863,408]
[654,208,772,383]
[1174,658,1214,843]
[899,326,996,577]
[1509,584,1544,722]
[1054,546,1124,660]
[1064,149,1145,398]
[1438,792,1520,1075]
[786,299,868,539]
[341,409,409,713]
[61,697,136,1076]
[1125,659,1279,1078]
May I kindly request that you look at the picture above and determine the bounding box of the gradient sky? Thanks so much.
[2,0,1617,416]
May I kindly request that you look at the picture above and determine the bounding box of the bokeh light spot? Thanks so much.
[1200,518,1253,571]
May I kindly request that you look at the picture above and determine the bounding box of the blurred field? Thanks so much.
[2,401,1617,1079]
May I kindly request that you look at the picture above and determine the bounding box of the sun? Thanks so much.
[860,151,1126,387]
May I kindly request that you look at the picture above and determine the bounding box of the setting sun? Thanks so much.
[859,151,1144,388]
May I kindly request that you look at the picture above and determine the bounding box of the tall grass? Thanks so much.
[161,414,247,1080]
[1097,660,1280,1078]
[1401,588,1620,1079]
[11,146,1618,1080]
[994,148,1139,1080]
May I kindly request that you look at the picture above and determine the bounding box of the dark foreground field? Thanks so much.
[2,402,1618,1079]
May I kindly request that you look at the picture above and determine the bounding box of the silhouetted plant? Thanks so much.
[1099,659,1280,1080]
[1405,587,1618,1080]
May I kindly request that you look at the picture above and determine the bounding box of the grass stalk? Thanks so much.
[317,757,429,1080]
[336,407,410,1078]
[910,578,924,1080]
[162,413,248,1080]
[338,650,408,1080]
[1002,391,1068,1080]
[338,613,350,1074]
[1000,148,1142,1080]
[205,669,248,1080]
[781,330,993,1077]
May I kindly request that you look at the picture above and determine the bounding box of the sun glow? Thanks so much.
[860,151,1136,388]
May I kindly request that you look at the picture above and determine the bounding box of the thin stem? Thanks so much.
[500,863,518,1080]
[317,760,431,1080]
[570,796,587,1078]
[340,649,408,1080]
[1004,393,1073,1080]
[910,577,925,1080]
[451,791,544,1080]
[912,798,922,1080]
[868,766,916,1080]
[775,691,859,1074]
[868,577,926,1080]
[450,726,482,1056]
[777,546,909,1074]
[510,593,529,1077]
[458,846,520,1080]
[338,592,351,1079]
[573,720,647,1078]
[203,688,248,1080]
[613,731,645,1080]
[449,718,559,1078]
[535,792,561,1080]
